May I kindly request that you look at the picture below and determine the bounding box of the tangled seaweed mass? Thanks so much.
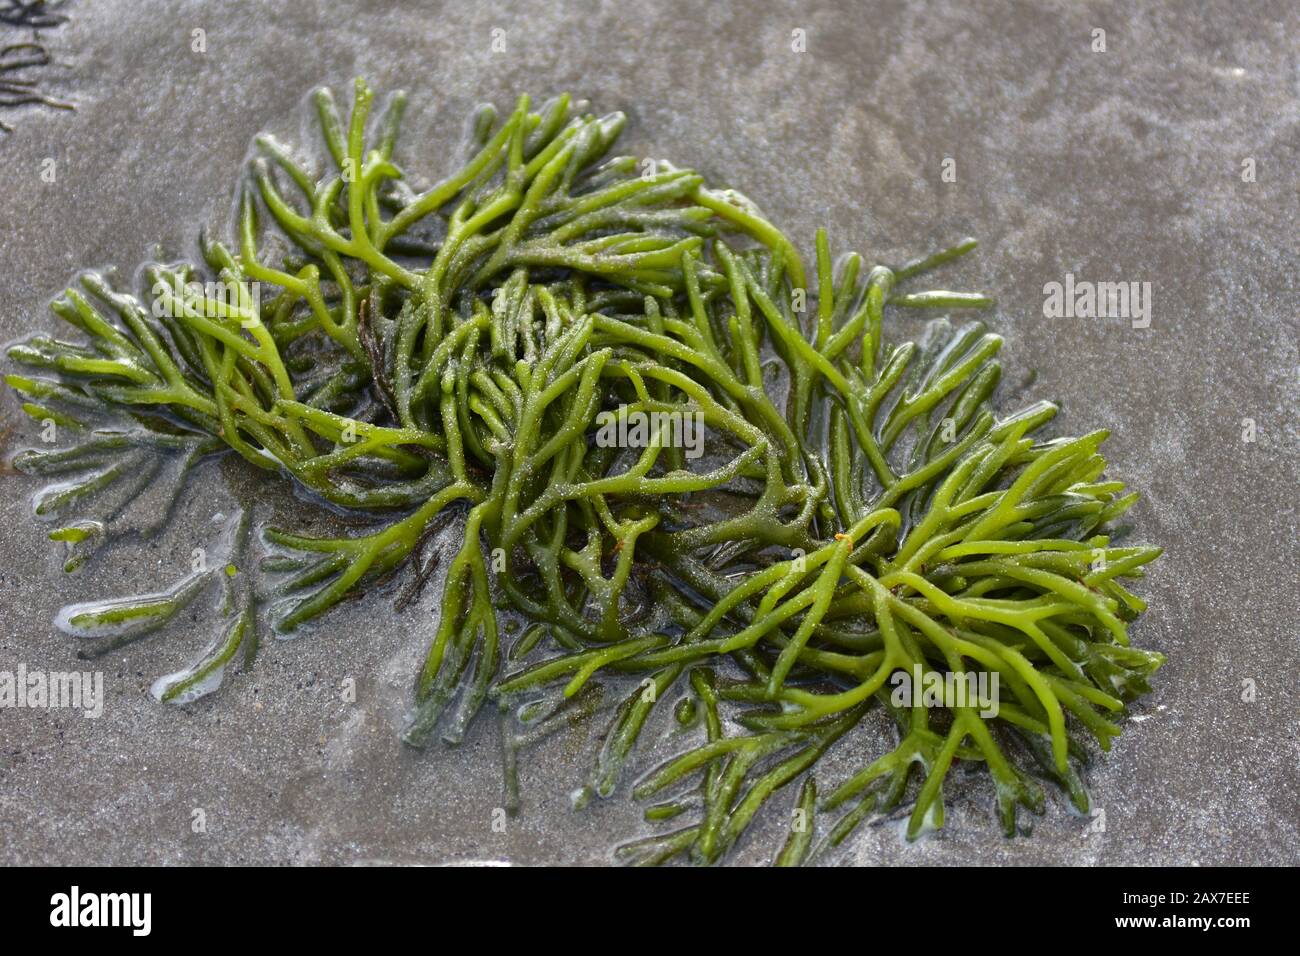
[6,80,1164,864]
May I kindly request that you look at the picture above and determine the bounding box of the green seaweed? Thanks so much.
[5,79,1164,864]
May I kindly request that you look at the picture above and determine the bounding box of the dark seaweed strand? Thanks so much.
[0,2,73,131]
[6,79,1163,864]
[0,1,69,29]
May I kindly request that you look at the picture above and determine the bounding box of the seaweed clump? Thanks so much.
[5,80,1164,863]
